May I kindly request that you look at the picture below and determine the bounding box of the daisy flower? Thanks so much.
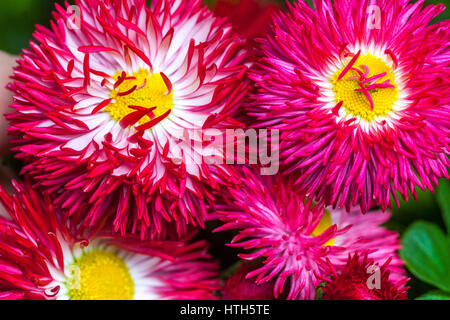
[322,253,409,300]
[7,0,248,239]
[214,168,405,300]
[0,181,219,300]
[249,0,450,212]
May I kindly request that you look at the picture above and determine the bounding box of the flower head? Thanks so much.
[214,168,405,300]
[0,181,219,300]
[249,0,450,212]
[7,0,248,239]
[322,253,409,300]
[222,262,275,300]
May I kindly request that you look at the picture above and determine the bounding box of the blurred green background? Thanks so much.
[0,0,448,300]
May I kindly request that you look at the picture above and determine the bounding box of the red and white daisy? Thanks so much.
[322,253,409,300]
[0,181,219,300]
[214,168,405,300]
[7,0,248,239]
[249,0,450,212]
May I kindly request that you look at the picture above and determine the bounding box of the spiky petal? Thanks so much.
[249,0,450,212]
[0,181,220,300]
[214,168,406,300]
[322,253,409,300]
[7,0,248,239]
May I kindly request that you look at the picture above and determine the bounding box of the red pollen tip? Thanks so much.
[117,84,137,96]
[338,50,361,80]
[114,71,127,89]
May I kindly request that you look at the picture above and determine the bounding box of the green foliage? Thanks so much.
[416,291,450,300]
[398,177,450,299]
[0,0,61,54]
[401,221,450,296]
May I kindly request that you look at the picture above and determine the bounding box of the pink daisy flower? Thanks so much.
[322,253,409,300]
[7,0,248,239]
[214,168,405,300]
[0,181,219,300]
[249,0,450,212]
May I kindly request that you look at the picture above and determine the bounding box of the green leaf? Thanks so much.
[436,179,450,233]
[400,222,450,292]
[416,291,450,300]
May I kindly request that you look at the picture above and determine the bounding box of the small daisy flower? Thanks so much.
[322,253,409,300]
[0,181,219,300]
[249,0,450,212]
[7,0,248,239]
[214,168,405,300]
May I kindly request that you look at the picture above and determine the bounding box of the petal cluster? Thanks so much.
[249,0,450,212]
[2,0,444,301]
[322,253,409,300]
[7,0,248,239]
[0,181,219,300]
[214,167,406,299]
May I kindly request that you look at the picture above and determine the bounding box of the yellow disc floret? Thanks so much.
[311,209,334,246]
[66,249,134,300]
[105,68,173,126]
[331,53,398,121]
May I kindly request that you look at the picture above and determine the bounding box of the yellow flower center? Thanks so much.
[311,209,334,246]
[105,68,173,127]
[66,249,134,300]
[331,53,398,121]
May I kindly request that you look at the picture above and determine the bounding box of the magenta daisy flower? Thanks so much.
[322,253,409,300]
[0,181,219,300]
[7,0,248,239]
[214,168,405,300]
[249,0,450,212]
